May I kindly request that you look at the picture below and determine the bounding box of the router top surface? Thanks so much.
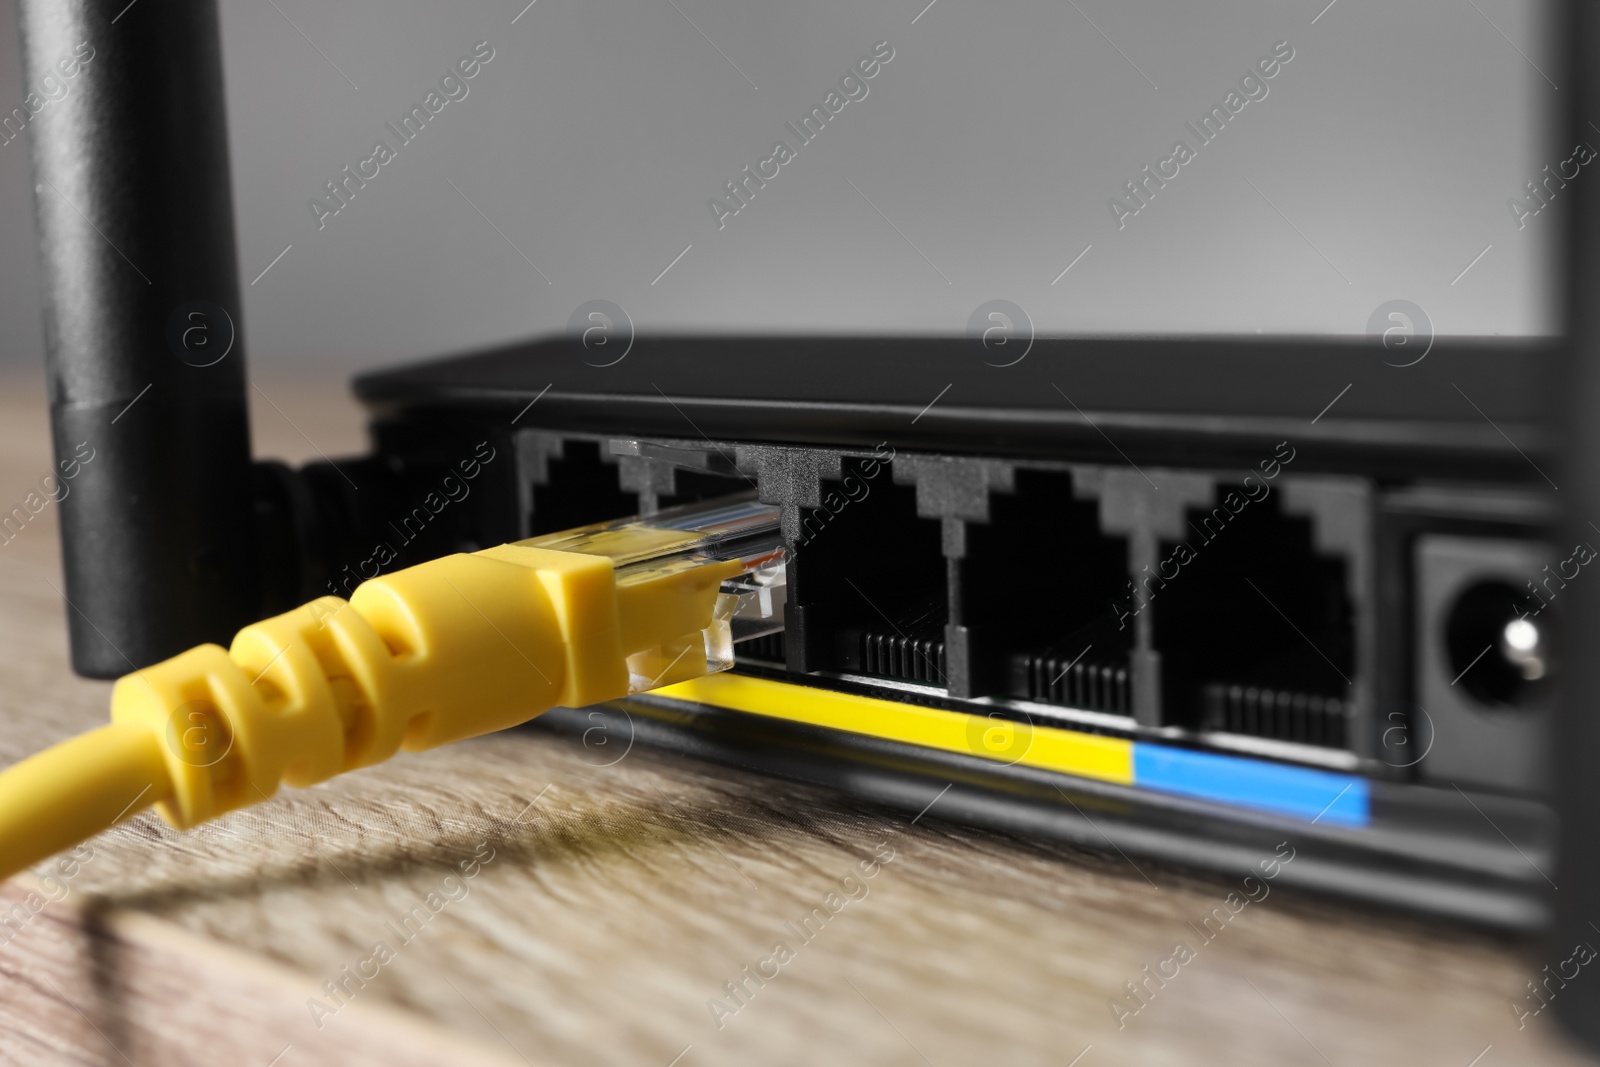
[355,335,1562,478]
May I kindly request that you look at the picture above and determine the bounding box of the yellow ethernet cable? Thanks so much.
[0,494,786,884]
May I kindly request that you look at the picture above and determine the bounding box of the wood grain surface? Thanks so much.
[0,366,1594,1067]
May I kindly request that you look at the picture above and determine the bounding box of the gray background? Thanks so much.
[0,0,1563,373]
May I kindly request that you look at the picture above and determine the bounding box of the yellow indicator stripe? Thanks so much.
[653,673,1134,786]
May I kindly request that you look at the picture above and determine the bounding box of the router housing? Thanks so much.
[343,333,1563,928]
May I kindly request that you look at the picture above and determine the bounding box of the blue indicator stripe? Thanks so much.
[1132,744,1370,827]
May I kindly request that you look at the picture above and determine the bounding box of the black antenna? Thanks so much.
[16,0,258,677]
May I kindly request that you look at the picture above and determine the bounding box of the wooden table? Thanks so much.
[0,367,1592,1067]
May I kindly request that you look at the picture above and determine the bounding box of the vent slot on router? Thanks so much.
[1153,487,1355,747]
[960,470,1131,713]
[793,458,947,687]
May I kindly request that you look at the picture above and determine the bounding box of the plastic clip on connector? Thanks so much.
[0,494,785,883]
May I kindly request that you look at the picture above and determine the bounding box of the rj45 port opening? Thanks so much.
[791,459,947,686]
[526,436,747,536]
[528,439,639,536]
[959,470,1131,714]
[1152,488,1355,747]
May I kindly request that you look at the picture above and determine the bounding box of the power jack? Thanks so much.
[1445,580,1556,711]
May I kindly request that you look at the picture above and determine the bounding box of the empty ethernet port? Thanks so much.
[528,439,639,535]
[790,458,947,685]
[1152,487,1354,747]
[959,470,1132,714]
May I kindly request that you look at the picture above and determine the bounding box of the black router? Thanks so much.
[14,0,1600,1055]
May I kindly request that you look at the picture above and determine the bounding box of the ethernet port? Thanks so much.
[1153,488,1354,746]
[791,458,947,685]
[959,470,1132,713]
[529,439,638,535]
[659,468,749,510]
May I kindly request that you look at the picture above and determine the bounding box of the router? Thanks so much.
[10,0,1600,1055]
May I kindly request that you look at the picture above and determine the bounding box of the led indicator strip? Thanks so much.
[654,674,1370,827]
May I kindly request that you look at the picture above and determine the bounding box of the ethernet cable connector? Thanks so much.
[0,493,785,883]
[518,493,787,691]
